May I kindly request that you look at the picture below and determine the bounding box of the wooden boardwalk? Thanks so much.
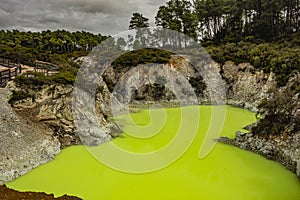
[0,59,59,87]
[0,67,22,87]
[0,58,22,87]
[34,60,59,76]
[0,58,20,69]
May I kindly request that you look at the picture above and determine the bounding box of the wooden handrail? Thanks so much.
[34,60,59,71]
[0,65,22,87]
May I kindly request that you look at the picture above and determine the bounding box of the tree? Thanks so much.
[129,13,150,30]
[129,13,150,47]
[116,37,127,50]
[155,0,197,47]
[252,85,299,135]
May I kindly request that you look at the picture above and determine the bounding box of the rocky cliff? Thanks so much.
[8,83,78,148]
[6,77,120,147]
[0,88,60,184]
[102,56,275,109]
[219,72,300,178]
[0,73,120,183]
[102,55,207,104]
[219,129,300,178]
[0,55,294,184]
[221,61,276,111]
[73,56,274,113]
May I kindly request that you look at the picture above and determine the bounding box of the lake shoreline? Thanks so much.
[7,105,300,199]
[124,101,300,180]
[131,100,300,180]
[0,184,81,200]
[1,59,298,198]
[218,130,300,179]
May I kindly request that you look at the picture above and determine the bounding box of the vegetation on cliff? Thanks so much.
[253,77,300,135]
[0,30,106,65]
[112,48,172,69]
[206,35,300,87]
[0,30,107,88]
[2,0,299,137]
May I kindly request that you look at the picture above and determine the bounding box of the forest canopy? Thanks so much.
[0,0,299,87]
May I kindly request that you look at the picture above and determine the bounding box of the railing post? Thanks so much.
[17,65,21,74]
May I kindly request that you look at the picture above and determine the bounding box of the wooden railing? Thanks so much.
[0,66,22,87]
[0,59,59,87]
[0,58,20,69]
[34,60,59,76]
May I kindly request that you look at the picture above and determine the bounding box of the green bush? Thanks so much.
[51,71,76,84]
[112,48,172,70]
[14,72,50,87]
[252,87,298,135]
[205,41,300,87]
[14,70,76,87]
[8,90,32,104]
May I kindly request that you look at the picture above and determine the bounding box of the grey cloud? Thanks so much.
[0,8,16,28]
[51,0,137,15]
[0,0,22,13]
[0,0,168,35]
[38,16,60,25]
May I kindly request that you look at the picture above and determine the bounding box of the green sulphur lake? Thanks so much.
[7,106,300,200]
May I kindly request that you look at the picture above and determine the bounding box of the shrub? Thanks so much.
[205,42,300,87]
[112,48,172,70]
[252,87,298,135]
[14,72,50,87]
[51,71,76,84]
[8,90,32,104]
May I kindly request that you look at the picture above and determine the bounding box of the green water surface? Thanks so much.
[7,106,300,200]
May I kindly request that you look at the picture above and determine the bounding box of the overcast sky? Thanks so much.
[0,0,168,35]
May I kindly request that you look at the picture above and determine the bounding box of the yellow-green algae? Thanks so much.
[7,106,300,200]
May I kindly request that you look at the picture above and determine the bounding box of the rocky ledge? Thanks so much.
[219,72,300,178]
[0,185,81,200]
[219,130,300,178]
[0,77,121,183]
[0,88,61,184]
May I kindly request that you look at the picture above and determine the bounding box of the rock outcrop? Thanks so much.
[0,184,82,200]
[219,130,300,178]
[0,74,121,183]
[221,61,276,111]
[7,83,80,148]
[0,88,60,184]
[102,55,207,104]
[219,72,300,178]
[101,57,275,110]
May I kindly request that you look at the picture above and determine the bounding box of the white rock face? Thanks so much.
[0,88,61,184]
[222,61,276,110]
[1,75,121,183]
